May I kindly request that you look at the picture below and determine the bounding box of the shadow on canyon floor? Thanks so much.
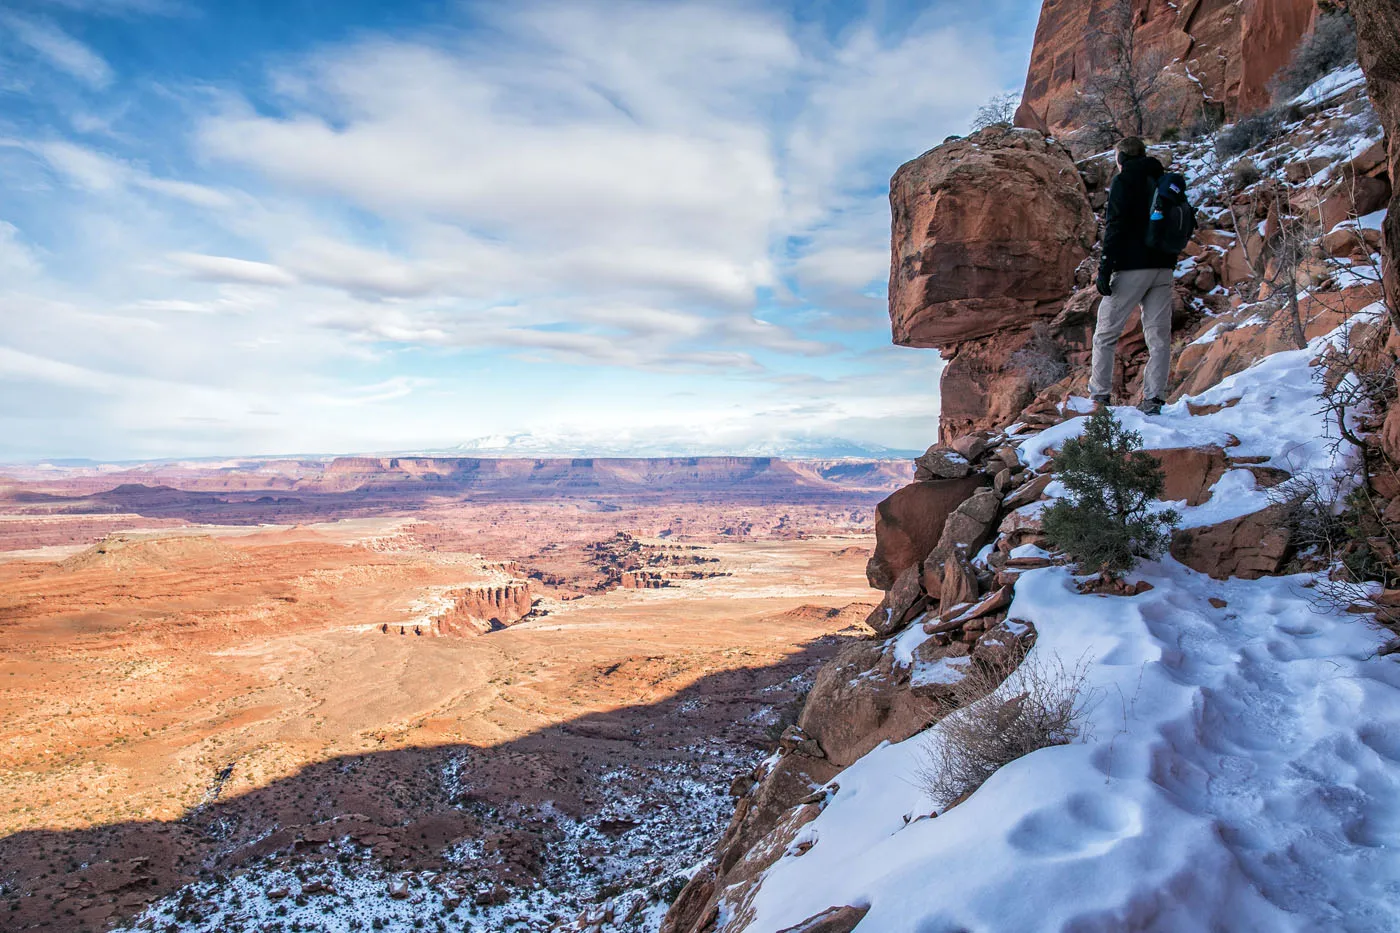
[1,636,851,932]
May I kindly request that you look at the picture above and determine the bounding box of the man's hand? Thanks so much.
[1095,267,1113,297]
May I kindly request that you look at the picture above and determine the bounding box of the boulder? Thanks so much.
[874,565,925,636]
[777,905,871,933]
[866,475,986,590]
[888,127,1095,349]
[797,640,929,768]
[949,433,991,461]
[1285,157,1333,183]
[913,445,972,480]
[1146,446,1230,506]
[1003,472,1053,510]
[1170,506,1292,579]
[937,489,1003,555]
[938,548,980,607]
[1318,175,1392,233]
[1322,224,1383,259]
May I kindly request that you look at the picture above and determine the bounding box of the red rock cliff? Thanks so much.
[431,582,533,635]
[1015,0,1317,136]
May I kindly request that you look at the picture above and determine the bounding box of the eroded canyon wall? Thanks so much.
[1015,0,1317,136]
[431,582,533,635]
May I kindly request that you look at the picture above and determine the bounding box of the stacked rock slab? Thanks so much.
[889,126,1095,441]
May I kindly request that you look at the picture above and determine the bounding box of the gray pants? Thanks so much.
[1088,267,1175,401]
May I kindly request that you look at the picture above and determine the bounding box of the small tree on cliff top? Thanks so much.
[1042,407,1179,577]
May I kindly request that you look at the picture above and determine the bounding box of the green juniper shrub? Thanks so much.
[1041,407,1179,578]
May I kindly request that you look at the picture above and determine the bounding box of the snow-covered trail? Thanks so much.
[738,313,1400,933]
[740,562,1400,933]
[1136,568,1400,928]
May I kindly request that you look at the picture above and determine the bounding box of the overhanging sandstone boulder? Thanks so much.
[888,127,1095,350]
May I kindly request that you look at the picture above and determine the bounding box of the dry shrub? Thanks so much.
[971,91,1021,132]
[1215,109,1285,158]
[1008,321,1069,392]
[1230,159,1262,189]
[917,647,1092,809]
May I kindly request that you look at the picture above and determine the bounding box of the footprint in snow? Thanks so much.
[1005,792,1142,857]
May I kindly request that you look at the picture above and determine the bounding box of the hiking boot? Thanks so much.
[1138,397,1166,416]
[1091,394,1111,413]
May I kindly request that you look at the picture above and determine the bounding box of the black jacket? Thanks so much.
[1102,155,1179,273]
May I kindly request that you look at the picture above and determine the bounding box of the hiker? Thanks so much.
[1091,136,1195,415]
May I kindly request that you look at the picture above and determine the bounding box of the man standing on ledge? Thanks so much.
[1090,136,1180,416]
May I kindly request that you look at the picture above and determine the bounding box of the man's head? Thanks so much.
[1115,136,1146,165]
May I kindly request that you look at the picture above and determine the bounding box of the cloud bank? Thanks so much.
[0,0,1037,460]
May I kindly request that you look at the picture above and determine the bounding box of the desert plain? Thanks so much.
[0,456,906,931]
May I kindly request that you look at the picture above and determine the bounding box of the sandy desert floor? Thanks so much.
[0,500,878,930]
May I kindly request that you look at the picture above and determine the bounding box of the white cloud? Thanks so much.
[167,252,298,287]
[0,221,43,279]
[2,14,113,88]
[0,0,1034,460]
[29,140,233,207]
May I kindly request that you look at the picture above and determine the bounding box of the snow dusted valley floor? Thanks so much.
[118,745,761,933]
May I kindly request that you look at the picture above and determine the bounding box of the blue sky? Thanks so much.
[0,0,1040,461]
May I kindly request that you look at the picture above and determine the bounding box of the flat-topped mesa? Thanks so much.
[431,582,533,635]
[889,126,1095,439]
[1015,0,1316,139]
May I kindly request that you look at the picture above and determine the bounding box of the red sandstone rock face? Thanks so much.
[431,582,533,634]
[888,127,1096,350]
[1170,506,1292,579]
[1015,0,1317,136]
[865,475,987,590]
[1353,0,1400,312]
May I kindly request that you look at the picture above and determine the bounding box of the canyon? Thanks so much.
[0,457,903,931]
[7,2,1400,932]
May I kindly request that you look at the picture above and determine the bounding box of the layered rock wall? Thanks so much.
[1015,0,1317,137]
[431,582,533,635]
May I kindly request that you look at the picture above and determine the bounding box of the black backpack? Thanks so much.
[1145,172,1195,253]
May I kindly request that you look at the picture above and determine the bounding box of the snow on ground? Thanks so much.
[115,745,756,933]
[1021,309,1384,528]
[1291,63,1368,107]
[737,319,1400,933]
[1332,208,1388,235]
